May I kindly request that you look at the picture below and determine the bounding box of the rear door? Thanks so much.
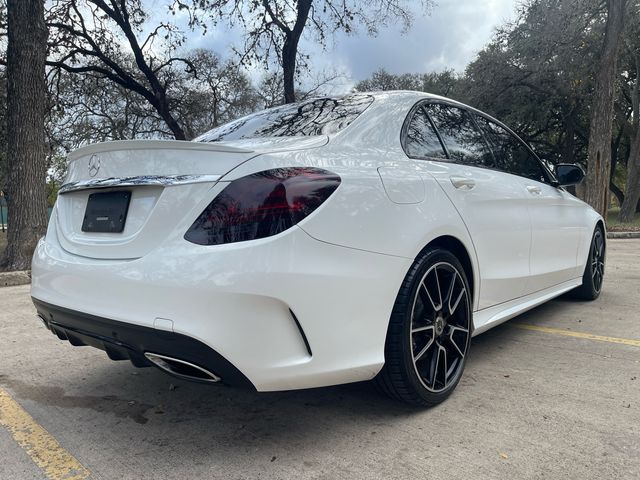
[407,102,532,310]
[476,117,584,292]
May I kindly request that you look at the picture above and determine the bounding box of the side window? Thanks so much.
[478,117,547,183]
[424,104,494,168]
[404,106,447,159]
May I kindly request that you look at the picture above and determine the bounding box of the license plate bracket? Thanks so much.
[82,190,131,233]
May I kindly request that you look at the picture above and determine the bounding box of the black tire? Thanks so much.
[572,226,606,301]
[375,248,472,406]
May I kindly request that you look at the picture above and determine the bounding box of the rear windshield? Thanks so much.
[194,94,374,142]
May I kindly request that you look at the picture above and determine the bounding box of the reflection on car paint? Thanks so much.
[59,174,221,194]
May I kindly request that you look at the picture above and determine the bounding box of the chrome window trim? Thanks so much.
[59,174,222,194]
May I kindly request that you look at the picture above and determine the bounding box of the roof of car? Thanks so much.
[350,90,470,109]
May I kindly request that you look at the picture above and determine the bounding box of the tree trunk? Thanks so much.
[610,180,625,206]
[583,0,626,218]
[1,0,48,271]
[155,97,187,140]
[619,130,640,222]
[281,0,312,104]
[561,107,577,163]
[619,52,640,222]
[608,133,624,206]
[282,39,298,104]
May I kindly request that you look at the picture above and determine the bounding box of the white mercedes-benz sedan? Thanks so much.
[31,91,605,406]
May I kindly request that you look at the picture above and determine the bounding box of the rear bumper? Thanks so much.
[31,224,412,391]
[32,298,254,388]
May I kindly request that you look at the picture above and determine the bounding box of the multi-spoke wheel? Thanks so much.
[376,248,472,406]
[572,226,606,300]
[410,262,470,393]
[590,229,605,294]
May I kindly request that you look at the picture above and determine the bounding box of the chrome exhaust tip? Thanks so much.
[144,352,221,383]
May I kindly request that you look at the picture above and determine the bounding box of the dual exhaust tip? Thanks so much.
[37,313,222,384]
[38,313,222,383]
[144,352,221,384]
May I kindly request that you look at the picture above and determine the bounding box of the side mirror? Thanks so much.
[554,163,585,187]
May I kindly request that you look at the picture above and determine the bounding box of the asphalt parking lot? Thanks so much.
[1,240,639,480]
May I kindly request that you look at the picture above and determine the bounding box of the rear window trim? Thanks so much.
[401,101,451,162]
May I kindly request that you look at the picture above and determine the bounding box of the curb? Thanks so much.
[607,231,640,239]
[0,270,31,287]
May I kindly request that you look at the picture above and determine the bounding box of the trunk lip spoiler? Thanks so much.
[67,139,254,162]
[59,174,222,194]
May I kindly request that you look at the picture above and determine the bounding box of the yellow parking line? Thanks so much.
[0,388,91,480]
[512,324,640,347]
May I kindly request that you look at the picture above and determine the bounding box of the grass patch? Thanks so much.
[607,208,640,232]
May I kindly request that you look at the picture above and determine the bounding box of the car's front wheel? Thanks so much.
[376,248,472,406]
[572,226,605,301]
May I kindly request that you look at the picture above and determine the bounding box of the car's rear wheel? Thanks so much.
[376,248,472,406]
[572,226,605,301]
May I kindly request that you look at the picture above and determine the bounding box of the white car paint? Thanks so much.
[521,177,587,291]
[31,91,603,392]
[417,160,532,309]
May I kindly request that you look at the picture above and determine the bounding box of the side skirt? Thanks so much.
[471,278,582,336]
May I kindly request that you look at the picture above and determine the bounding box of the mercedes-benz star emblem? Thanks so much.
[88,154,101,177]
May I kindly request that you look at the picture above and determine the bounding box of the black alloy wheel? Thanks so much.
[572,226,605,301]
[376,248,472,406]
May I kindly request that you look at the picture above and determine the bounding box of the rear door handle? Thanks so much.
[450,176,476,190]
[526,185,542,195]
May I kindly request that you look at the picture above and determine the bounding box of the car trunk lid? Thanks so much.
[55,137,327,259]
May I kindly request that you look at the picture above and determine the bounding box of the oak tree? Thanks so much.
[47,0,196,139]
[175,0,433,103]
[583,0,627,217]
[618,2,640,222]
[2,0,48,270]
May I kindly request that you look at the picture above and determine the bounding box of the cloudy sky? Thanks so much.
[167,0,519,87]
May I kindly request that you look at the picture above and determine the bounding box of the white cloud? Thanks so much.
[146,0,518,86]
[319,0,518,81]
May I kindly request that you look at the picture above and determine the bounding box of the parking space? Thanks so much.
[1,240,639,480]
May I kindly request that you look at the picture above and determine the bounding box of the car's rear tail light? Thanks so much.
[184,167,341,245]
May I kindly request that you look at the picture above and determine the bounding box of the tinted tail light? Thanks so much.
[184,167,341,245]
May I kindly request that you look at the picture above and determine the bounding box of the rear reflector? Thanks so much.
[184,167,341,245]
